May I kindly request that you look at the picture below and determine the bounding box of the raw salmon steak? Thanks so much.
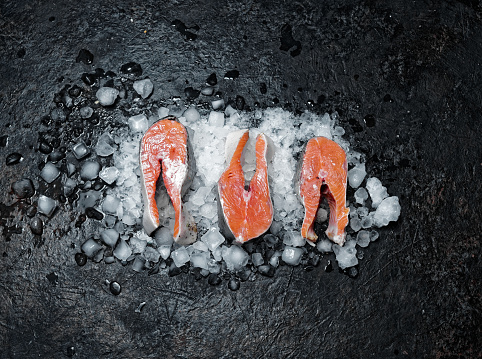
[140,116,196,244]
[295,136,349,246]
[218,130,274,243]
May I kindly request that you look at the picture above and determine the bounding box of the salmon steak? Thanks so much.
[295,136,349,246]
[218,130,274,243]
[140,116,197,244]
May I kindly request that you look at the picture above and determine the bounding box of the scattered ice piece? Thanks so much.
[192,241,209,252]
[222,245,249,271]
[269,253,280,267]
[282,246,303,266]
[354,188,369,205]
[211,99,224,110]
[155,227,173,246]
[190,252,209,270]
[171,247,190,267]
[122,213,137,226]
[158,107,169,118]
[201,228,225,251]
[212,247,222,261]
[72,142,90,160]
[80,161,101,181]
[251,253,264,267]
[128,114,148,133]
[348,163,366,189]
[78,190,101,209]
[63,177,77,196]
[158,245,171,260]
[130,235,147,254]
[361,216,373,228]
[113,239,132,260]
[133,79,153,99]
[95,133,116,157]
[99,166,120,184]
[102,195,120,214]
[207,258,221,274]
[132,256,145,272]
[356,230,370,247]
[191,186,211,206]
[201,87,214,96]
[183,107,200,122]
[40,163,60,183]
[80,106,93,119]
[283,231,306,247]
[316,239,333,253]
[100,229,119,247]
[370,230,379,242]
[144,247,161,262]
[208,111,225,127]
[38,195,57,217]
[334,126,345,136]
[350,217,362,232]
[67,163,76,177]
[316,208,328,223]
[357,206,369,217]
[366,177,389,208]
[199,203,217,219]
[96,87,119,106]
[81,239,102,258]
[333,240,358,269]
[224,105,237,117]
[373,196,401,227]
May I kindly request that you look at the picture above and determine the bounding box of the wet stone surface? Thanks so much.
[0,0,481,358]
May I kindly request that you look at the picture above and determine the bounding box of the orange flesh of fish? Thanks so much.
[140,117,189,240]
[218,131,273,243]
[298,137,349,246]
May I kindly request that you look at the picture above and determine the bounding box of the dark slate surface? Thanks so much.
[1,0,481,358]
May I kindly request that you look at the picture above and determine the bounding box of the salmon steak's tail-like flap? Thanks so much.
[296,136,349,246]
[140,116,197,244]
[218,130,274,243]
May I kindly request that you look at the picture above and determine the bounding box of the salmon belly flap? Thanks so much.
[297,137,349,246]
[218,130,274,243]
[140,116,196,244]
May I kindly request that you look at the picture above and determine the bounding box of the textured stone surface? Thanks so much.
[1,0,481,358]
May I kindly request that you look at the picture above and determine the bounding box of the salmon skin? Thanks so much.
[140,116,197,244]
[218,130,274,243]
[295,136,349,246]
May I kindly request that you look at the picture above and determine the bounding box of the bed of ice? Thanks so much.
[71,103,402,276]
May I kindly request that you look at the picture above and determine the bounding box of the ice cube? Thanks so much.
[370,230,379,242]
[96,87,119,106]
[316,208,328,223]
[113,239,132,260]
[201,228,225,251]
[333,240,358,269]
[208,111,224,127]
[158,107,169,118]
[207,258,221,274]
[183,107,200,122]
[348,163,366,189]
[72,142,90,160]
[224,105,237,117]
[222,245,249,271]
[283,231,306,247]
[132,256,146,272]
[361,216,373,228]
[144,246,161,263]
[251,253,264,267]
[269,253,280,267]
[95,133,115,157]
[80,106,94,119]
[192,241,209,252]
[350,217,362,232]
[158,245,171,260]
[190,252,209,270]
[100,228,119,247]
[128,114,148,133]
[81,238,102,258]
[133,79,153,99]
[11,178,35,199]
[154,227,173,246]
[102,195,120,214]
[316,239,333,253]
[199,202,217,219]
[201,86,214,96]
[38,195,57,217]
[80,161,101,181]
[373,196,401,227]
[212,247,222,261]
[211,99,225,110]
[191,186,211,206]
[99,166,120,184]
[366,177,389,208]
[129,235,147,254]
[171,247,190,267]
[356,230,370,247]
[40,163,60,183]
[282,246,303,266]
[355,187,369,205]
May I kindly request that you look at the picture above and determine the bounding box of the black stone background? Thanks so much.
[1,0,481,358]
